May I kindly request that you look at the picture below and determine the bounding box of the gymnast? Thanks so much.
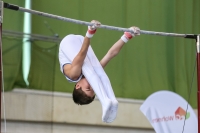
[59,20,140,123]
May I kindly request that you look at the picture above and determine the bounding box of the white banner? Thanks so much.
[140,90,197,133]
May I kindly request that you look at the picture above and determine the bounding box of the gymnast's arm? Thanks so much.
[100,26,140,68]
[63,37,91,80]
[100,39,125,68]
[63,20,101,80]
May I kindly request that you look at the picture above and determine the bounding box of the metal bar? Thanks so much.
[3,2,198,39]
[2,30,61,43]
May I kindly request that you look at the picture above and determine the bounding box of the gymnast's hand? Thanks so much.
[86,20,101,38]
[121,26,140,43]
[89,20,101,30]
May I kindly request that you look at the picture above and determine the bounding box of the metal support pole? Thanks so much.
[0,1,3,132]
[196,35,200,133]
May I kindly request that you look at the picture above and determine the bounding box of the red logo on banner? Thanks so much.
[151,107,190,123]
[175,107,190,120]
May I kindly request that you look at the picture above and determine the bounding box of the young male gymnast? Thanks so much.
[59,20,140,123]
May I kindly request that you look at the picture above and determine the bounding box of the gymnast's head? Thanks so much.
[72,77,95,105]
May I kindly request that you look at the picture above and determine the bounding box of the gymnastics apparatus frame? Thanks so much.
[0,1,199,133]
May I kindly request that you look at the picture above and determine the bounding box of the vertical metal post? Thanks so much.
[196,35,200,133]
[0,1,3,133]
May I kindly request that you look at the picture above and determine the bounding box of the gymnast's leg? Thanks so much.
[87,46,118,123]
[88,26,141,122]
[82,57,113,122]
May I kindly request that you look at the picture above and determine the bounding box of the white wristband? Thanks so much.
[120,35,129,43]
[86,32,94,38]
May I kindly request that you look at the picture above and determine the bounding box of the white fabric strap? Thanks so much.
[120,35,129,43]
[86,31,94,38]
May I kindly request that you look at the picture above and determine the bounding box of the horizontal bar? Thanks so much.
[4,2,198,39]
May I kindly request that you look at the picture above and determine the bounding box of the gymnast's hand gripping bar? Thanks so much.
[3,2,198,40]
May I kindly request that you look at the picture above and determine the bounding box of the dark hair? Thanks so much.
[72,85,95,105]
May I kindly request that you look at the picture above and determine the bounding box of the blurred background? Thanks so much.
[1,0,200,133]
